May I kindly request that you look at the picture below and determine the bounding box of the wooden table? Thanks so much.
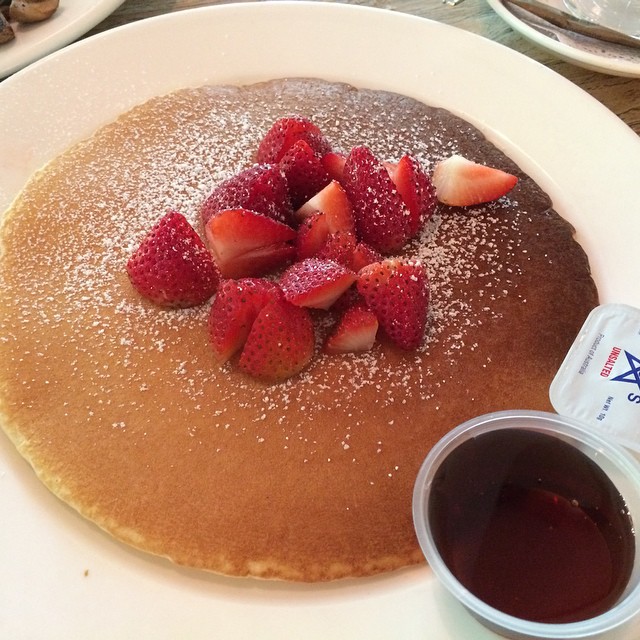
[87,0,639,136]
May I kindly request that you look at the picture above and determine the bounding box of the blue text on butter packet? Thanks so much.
[549,304,640,452]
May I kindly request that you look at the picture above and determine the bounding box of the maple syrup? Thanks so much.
[428,428,635,623]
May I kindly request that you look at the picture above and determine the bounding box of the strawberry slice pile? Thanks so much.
[126,116,518,381]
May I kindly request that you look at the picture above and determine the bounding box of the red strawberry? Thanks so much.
[239,299,315,381]
[204,208,296,278]
[126,210,220,308]
[321,152,346,183]
[296,212,330,260]
[330,286,364,315]
[317,231,357,269]
[325,303,379,353]
[280,258,357,310]
[279,139,331,209]
[297,220,358,269]
[351,242,383,272]
[342,146,412,254]
[432,154,518,206]
[385,155,437,234]
[357,259,429,350]
[200,164,293,227]
[256,116,331,164]
[295,180,355,235]
[297,215,375,271]
[208,278,282,363]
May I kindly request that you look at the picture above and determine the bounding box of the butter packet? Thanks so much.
[550,304,640,452]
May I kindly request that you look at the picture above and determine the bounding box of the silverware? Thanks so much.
[504,0,640,49]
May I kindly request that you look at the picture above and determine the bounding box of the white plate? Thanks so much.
[486,0,640,77]
[1,3,640,638]
[0,0,125,79]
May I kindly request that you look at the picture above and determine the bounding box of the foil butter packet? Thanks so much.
[550,304,640,452]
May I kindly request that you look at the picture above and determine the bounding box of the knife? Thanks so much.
[503,0,640,49]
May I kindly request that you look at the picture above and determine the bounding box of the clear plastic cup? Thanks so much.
[413,410,640,639]
[563,0,640,38]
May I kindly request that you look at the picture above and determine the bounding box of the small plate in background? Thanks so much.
[486,0,640,76]
[0,0,125,79]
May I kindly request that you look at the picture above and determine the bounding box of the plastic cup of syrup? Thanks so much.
[413,410,640,639]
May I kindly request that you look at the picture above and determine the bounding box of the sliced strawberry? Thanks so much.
[219,244,296,280]
[208,278,282,363]
[386,155,437,234]
[317,231,357,269]
[239,299,315,381]
[256,116,331,164]
[351,242,383,272]
[342,146,412,254]
[200,164,293,227]
[325,303,379,353]
[279,139,331,209]
[432,154,518,207]
[295,180,355,235]
[321,152,346,183]
[357,259,429,350]
[280,258,357,310]
[330,286,363,315]
[296,212,330,260]
[204,208,296,278]
[126,210,220,308]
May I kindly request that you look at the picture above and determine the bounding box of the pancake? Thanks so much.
[0,78,598,581]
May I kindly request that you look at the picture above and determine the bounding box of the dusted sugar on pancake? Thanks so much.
[0,79,598,581]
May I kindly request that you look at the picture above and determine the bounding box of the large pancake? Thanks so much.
[0,79,598,581]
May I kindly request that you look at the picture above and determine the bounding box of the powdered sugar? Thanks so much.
[0,79,548,460]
